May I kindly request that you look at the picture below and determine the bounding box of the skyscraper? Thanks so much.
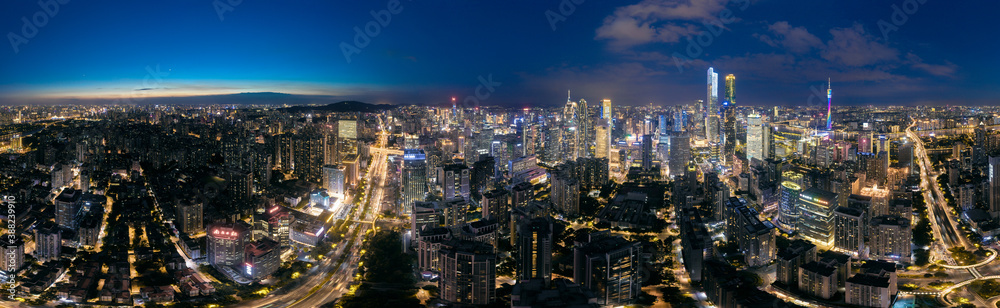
[724,74,735,105]
[826,78,833,130]
[551,171,580,215]
[34,224,61,262]
[544,123,562,163]
[705,114,720,143]
[176,197,204,234]
[707,68,719,115]
[577,99,591,158]
[668,133,690,178]
[440,163,470,200]
[869,215,911,263]
[322,165,346,197]
[858,131,873,154]
[723,74,736,164]
[517,217,553,285]
[439,240,496,305]
[798,187,839,247]
[833,206,865,257]
[402,149,428,215]
[777,181,802,231]
[595,123,610,159]
[747,113,768,163]
[54,189,82,229]
[602,99,612,124]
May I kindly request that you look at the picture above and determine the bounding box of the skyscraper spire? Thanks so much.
[826,78,833,131]
[568,90,571,102]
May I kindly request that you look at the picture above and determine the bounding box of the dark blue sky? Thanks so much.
[1,0,997,107]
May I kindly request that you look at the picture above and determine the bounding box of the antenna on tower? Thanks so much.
[567,90,571,102]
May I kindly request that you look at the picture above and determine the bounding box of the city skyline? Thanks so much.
[2,1,999,107]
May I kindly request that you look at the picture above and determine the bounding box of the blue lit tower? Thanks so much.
[826,78,832,131]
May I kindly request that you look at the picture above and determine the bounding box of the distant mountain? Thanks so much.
[281,101,398,113]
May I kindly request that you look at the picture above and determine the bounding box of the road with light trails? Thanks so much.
[236,121,393,308]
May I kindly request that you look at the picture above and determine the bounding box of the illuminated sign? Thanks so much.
[245,263,253,276]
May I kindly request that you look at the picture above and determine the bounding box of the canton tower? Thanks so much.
[826,78,832,131]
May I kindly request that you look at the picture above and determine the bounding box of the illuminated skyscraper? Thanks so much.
[798,187,838,247]
[577,99,591,158]
[602,99,612,124]
[747,113,768,163]
[858,132,873,153]
[724,74,735,105]
[723,74,736,164]
[402,150,428,215]
[707,68,719,115]
[208,222,251,269]
[595,123,610,159]
[705,115,720,143]
[777,181,802,231]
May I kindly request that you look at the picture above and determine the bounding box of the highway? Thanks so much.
[907,120,974,257]
[239,123,394,308]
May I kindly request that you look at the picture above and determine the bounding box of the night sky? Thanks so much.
[1,0,998,107]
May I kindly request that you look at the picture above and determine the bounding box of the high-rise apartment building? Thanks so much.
[833,206,865,257]
[176,197,204,234]
[439,240,497,305]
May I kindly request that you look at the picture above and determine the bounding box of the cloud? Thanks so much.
[596,0,730,49]
[820,23,898,67]
[756,21,822,53]
[906,53,958,78]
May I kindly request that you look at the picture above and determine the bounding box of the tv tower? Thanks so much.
[826,78,832,131]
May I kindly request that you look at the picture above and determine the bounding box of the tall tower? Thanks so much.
[724,74,735,105]
[402,149,428,215]
[707,68,719,115]
[826,78,833,131]
[602,99,612,125]
[577,98,591,158]
[723,74,736,165]
[563,91,580,161]
[747,112,765,163]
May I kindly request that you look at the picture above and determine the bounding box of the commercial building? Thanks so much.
[402,150,428,215]
[798,187,839,247]
[207,222,251,269]
[573,233,642,306]
[243,238,280,281]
